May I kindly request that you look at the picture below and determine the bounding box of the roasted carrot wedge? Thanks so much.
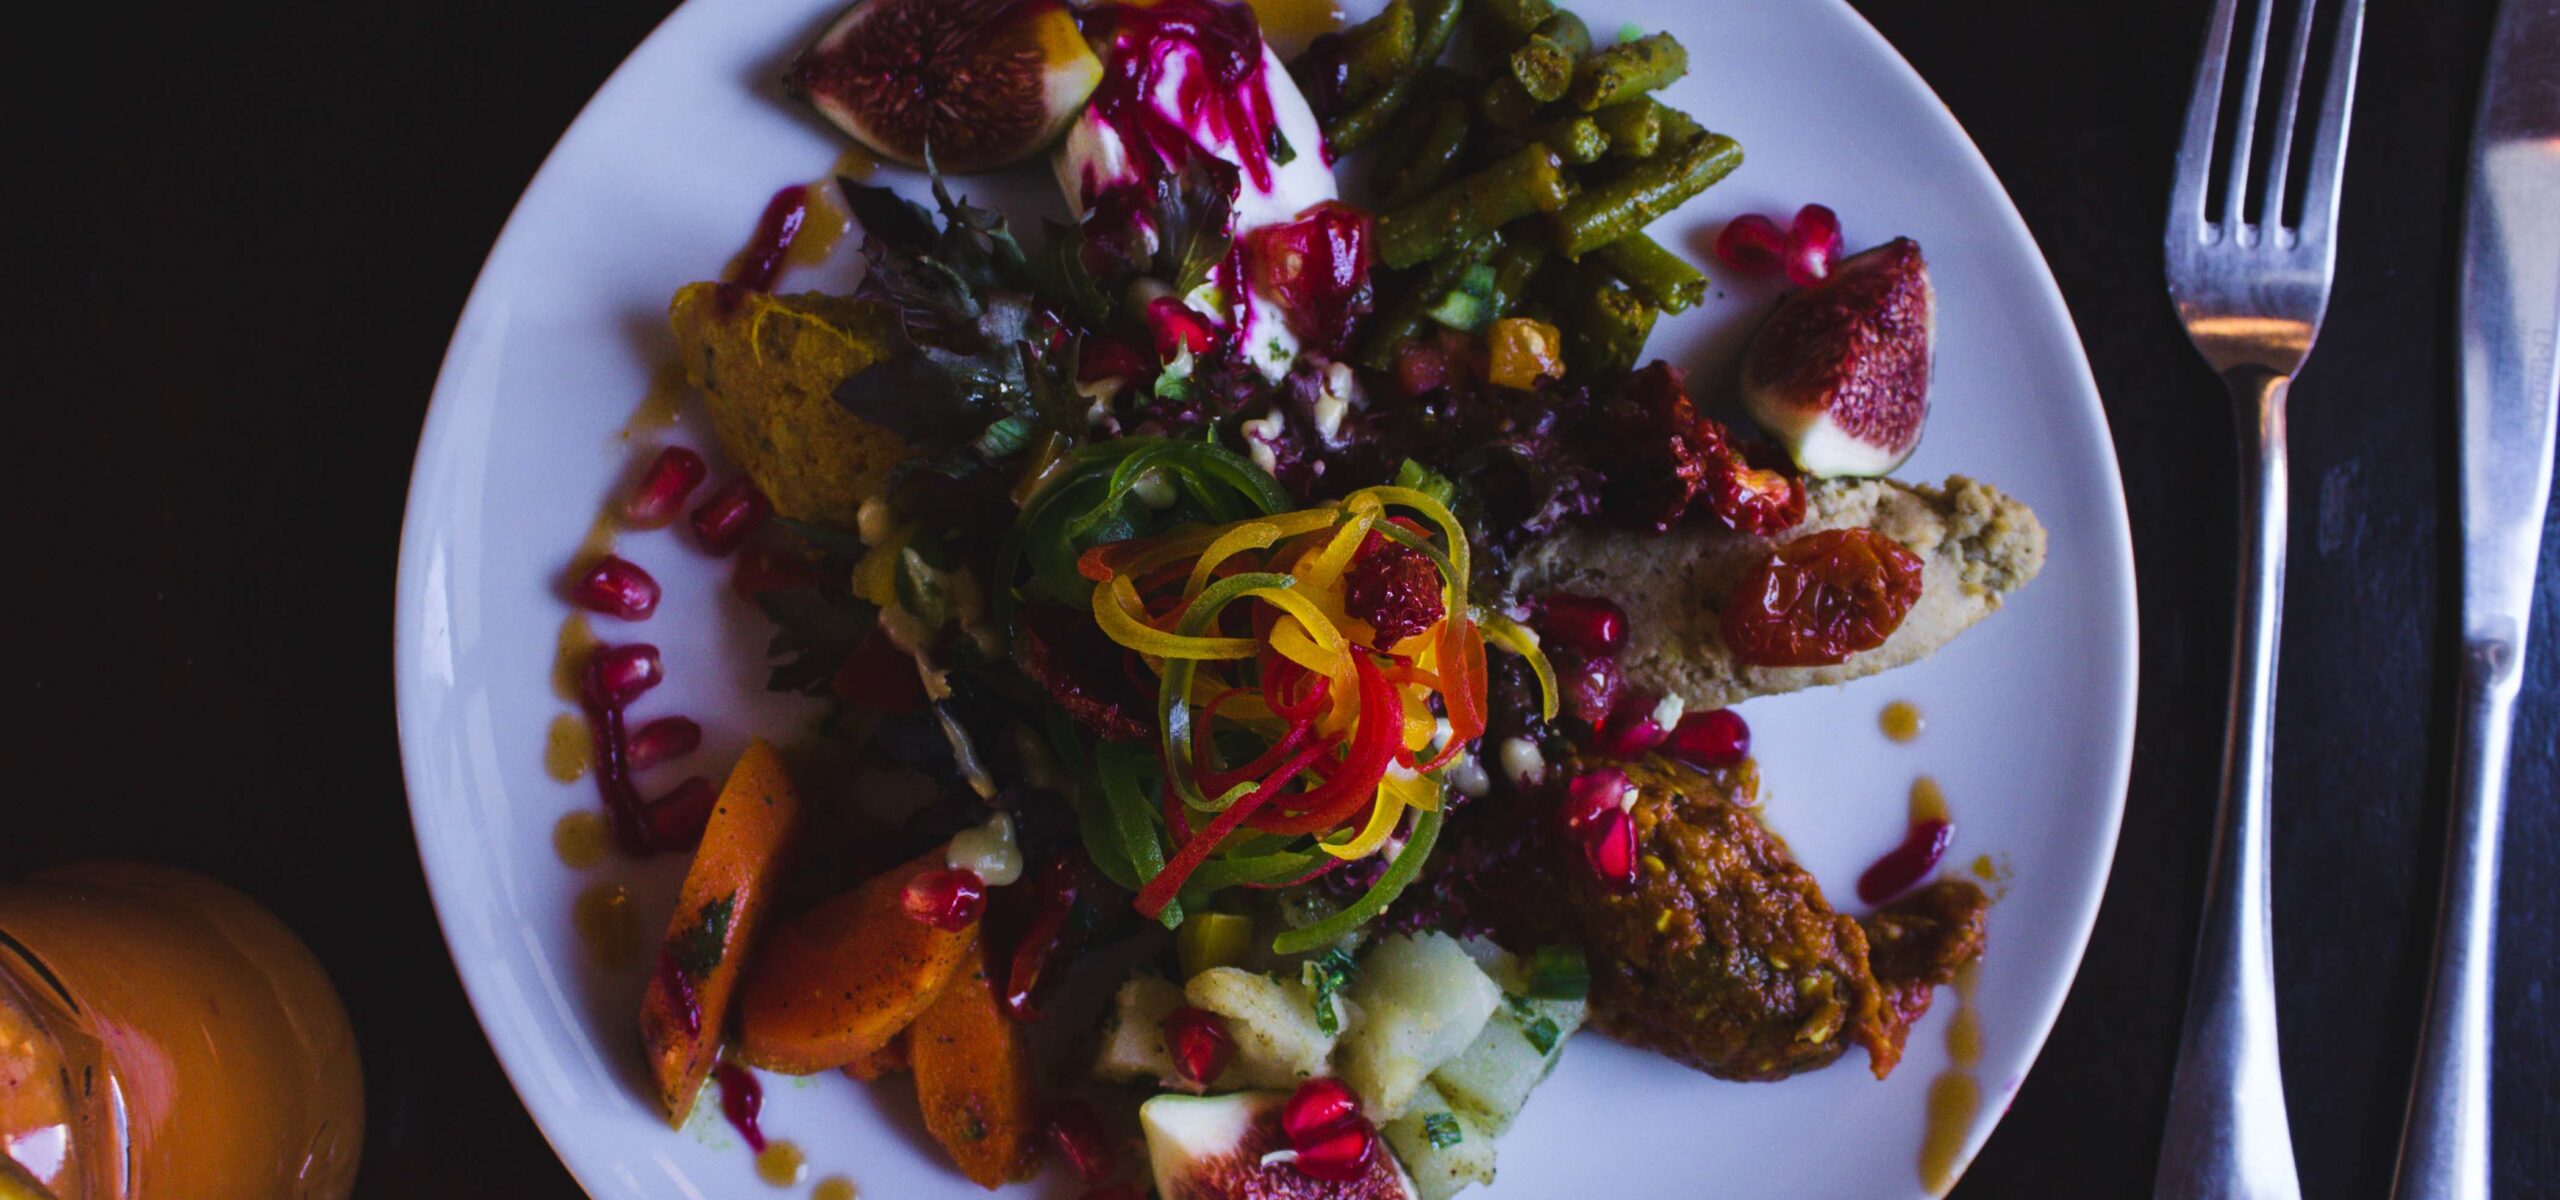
[734,847,977,1074]
[639,739,806,1124]
[909,946,1042,1188]
[841,1031,911,1082]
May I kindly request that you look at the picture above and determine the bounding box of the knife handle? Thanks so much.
[2154,367,2303,1200]
[2389,634,2520,1200]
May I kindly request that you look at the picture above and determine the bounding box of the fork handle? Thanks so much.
[2389,633,2518,1200]
[2154,366,2303,1200]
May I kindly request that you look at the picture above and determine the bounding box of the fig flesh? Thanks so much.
[787,0,1103,174]
[1739,238,1935,478]
[1142,1091,1420,1200]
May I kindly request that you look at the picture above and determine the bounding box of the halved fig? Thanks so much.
[1142,1092,1419,1200]
[1739,238,1936,478]
[785,0,1104,174]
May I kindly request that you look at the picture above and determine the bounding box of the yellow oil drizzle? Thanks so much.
[811,1178,857,1200]
[786,180,851,271]
[1919,963,1984,1195]
[1881,700,1925,742]
[545,713,593,782]
[572,882,640,969]
[573,507,620,576]
[553,811,612,870]
[832,146,879,183]
[621,360,691,439]
[553,615,601,702]
[1909,775,1949,825]
[757,1141,809,1187]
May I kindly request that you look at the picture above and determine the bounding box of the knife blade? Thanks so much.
[2388,4,2560,1198]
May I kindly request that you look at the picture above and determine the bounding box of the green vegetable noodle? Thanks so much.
[1593,232,1708,312]
[1590,98,1663,158]
[1376,144,1575,268]
[1569,31,1688,111]
[1551,131,1742,258]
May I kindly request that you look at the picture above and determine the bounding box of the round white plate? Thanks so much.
[394,0,2138,1194]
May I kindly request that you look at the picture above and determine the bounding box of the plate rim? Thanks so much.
[390,0,2142,1193]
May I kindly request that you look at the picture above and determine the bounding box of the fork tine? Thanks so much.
[2252,0,2323,235]
[2294,0,2366,247]
[2170,0,2243,243]
[2217,0,2279,243]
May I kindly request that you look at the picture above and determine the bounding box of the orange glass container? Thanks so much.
[0,863,363,1199]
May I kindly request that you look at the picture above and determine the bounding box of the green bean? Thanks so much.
[1375,94,1472,207]
[1339,0,1418,105]
[1479,75,1540,129]
[1412,0,1464,60]
[1484,232,1552,317]
[1532,11,1592,58]
[1377,144,1575,268]
[1478,0,1556,38]
[1590,99,1662,158]
[1550,131,1741,258]
[1517,114,1607,163]
[1510,39,1575,102]
[1569,32,1688,110]
[1327,69,1417,151]
[1592,231,1707,312]
[1653,101,1705,149]
[1563,271,1658,376]
[1357,237,1500,370]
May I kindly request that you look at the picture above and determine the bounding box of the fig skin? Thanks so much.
[786,0,1103,174]
[1739,238,1936,478]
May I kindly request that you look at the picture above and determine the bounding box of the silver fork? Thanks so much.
[2156,0,2364,1197]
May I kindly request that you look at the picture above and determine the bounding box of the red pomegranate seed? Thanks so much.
[1593,693,1672,759]
[624,446,707,529]
[1583,806,1639,888]
[1161,1007,1236,1086]
[1559,650,1623,726]
[900,868,987,931]
[640,776,716,852]
[1290,1124,1378,1182]
[572,555,661,620]
[1786,204,1843,286]
[583,643,664,709]
[1282,1078,1364,1146]
[1537,592,1627,657]
[627,715,702,771]
[1714,213,1789,276]
[1664,709,1751,769]
[690,477,770,556]
[1046,1102,1117,1184]
[1562,767,1631,832]
[1144,296,1218,359]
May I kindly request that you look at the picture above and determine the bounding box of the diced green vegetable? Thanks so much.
[1425,263,1499,331]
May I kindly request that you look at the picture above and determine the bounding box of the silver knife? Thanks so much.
[2389,2,2560,1198]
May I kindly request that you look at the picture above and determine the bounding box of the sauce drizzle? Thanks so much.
[715,1061,768,1153]
[757,1141,809,1187]
[1858,777,1953,905]
[1880,700,1924,742]
[552,811,611,869]
[545,713,594,782]
[571,882,639,968]
[812,1177,858,1200]
[1918,964,1983,1195]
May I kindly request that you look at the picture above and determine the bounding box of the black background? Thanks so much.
[8,0,2556,1196]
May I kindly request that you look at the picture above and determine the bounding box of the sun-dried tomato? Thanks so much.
[1700,436,1808,536]
[1721,528,1925,667]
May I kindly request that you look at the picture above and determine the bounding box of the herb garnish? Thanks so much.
[1303,946,1358,1036]
[669,894,737,978]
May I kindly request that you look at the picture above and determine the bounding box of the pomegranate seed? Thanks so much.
[1536,592,1627,657]
[690,477,770,556]
[1046,1102,1117,1184]
[640,776,716,852]
[1593,692,1671,759]
[1562,767,1631,832]
[1582,806,1639,888]
[900,868,987,931]
[1290,1124,1378,1182]
[1664,709,1751,769]
[1161,1007,1236,1086]
[627,715,702,771]
[1282,1078,1364,1146]
[1144,296,1218,359]
[1786,204,1843,286]
[624,446,707,529]
[1559,650,1623,726]
[1714,213,1789,276]
[583,643,664,709]
[572,555,661,620]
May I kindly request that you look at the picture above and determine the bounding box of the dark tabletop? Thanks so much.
[10,0,2556,1195]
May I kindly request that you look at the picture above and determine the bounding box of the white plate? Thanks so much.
[394,0,2139,1194]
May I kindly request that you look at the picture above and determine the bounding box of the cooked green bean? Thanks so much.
[1590,99,1662,158]
[1517,114,1607,163]
[1479,75,1540,128]
[1375,94,1472,206]
[1564,272,1658,376]
[1550,132,1740,258]
[1533,11,1592,58]
[1377,144,1575,268]
[1339,0,1418,105]
[1327,70,1416,151]
[1358,237,1500,370]
[1569,32,1688,111]
[1511,39,1575,102]
[1652,101,1705,149]
[1484,232,1552,316]
[1413,0,1465,59]
[1479,0,1556,38]
[1592,231,1707,312]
